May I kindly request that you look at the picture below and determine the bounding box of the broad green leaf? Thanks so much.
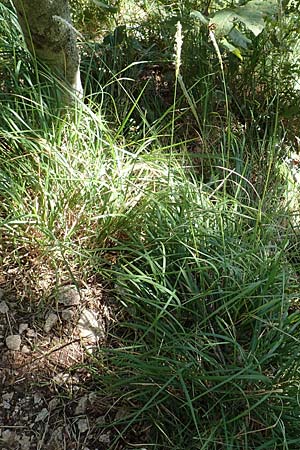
[190,10,209,25]
[229,28,252,49]
[210,0,277,38]
[237,0,277,36]
[210,9,237,36]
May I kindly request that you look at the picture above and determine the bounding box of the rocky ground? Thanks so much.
[0,282,115,450]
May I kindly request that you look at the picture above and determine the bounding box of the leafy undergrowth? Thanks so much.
[99,181,300,449]
[1,1,300,449]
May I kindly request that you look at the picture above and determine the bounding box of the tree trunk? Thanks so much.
[12,0,82,100]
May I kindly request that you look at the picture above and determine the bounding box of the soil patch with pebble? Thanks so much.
[0,283,114,450]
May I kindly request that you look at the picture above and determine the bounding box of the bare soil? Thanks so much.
[0,275,114,450]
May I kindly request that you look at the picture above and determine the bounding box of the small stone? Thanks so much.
[53,373,70,385]
[6,334,21,351]
[44,313,58,333]
[77,309,105,343]
[2,392,14,409]
[26,328,36,338]
[61,309,75,321]
[2,429,16,444]
[98,432,110,444]
[53,373,80,387]
[88,392,98,404]
[35,408,48,422]
[21,345,31,354]
[77,417,89,433]
[0,300,9,314]
[75,395,88,415]
[19,323,29,334]
[57,285,81,306]
[2,392,13,402]
[33,393,43,405]
[95,416,105,425]
[48,397,60,410]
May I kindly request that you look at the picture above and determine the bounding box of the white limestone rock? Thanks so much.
[61,309,75,321]
[75,395,88,415]
[6,334,21,351]
[77,309,105,344]
[58,285,81,306]
[21,345,31,354]
[19,323,29,334]
[0,301,9,314]
[77,417,89,433]
[44,313,58,332]
[35,408,49,422]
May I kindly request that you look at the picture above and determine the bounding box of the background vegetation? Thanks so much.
[1,0,300,448]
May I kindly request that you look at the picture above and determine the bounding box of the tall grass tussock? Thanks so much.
[1,0,300,448]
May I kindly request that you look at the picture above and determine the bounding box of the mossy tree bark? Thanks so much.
[12,0,82,101]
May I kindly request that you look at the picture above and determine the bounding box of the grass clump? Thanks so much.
[1,1,300,449]
[98,172,300,449]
